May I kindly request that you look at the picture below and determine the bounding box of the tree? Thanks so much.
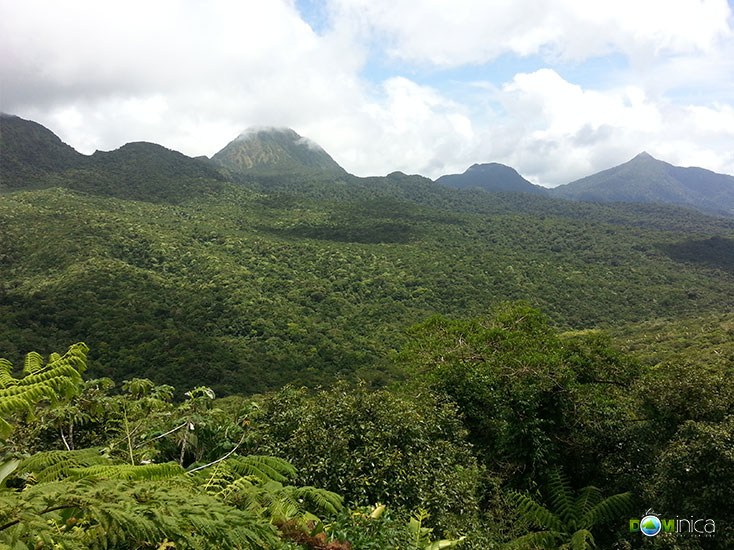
[399,304,639,485]
[0,343,87,441]
[253,382,483,534]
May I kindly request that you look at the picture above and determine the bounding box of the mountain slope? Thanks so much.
[435,163,546,194]
[2,116,734,396]
[82,141,226,202]
[211,127,345,176]
[0,113,86,189]
[551,152,734,216]
[0,114,225,202]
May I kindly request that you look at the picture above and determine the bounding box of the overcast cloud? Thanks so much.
[1,0,733,185]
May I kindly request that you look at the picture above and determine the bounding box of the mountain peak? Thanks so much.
[236,126,298,140]
[632,151,656,161]
[552,153,734,215]
[436,162,547,195]
[212,126,344,175]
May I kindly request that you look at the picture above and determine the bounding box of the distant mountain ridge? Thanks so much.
[0,114,224,201]
[551,152,734,216]
[435,163,546,195]
[211,127,345,176]
[3,114,733,216]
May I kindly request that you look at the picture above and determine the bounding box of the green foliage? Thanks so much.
[645,416,734,548]
[19,448,108,482]
[253,382,483,533]
[326,505,465,550]
[400,305,639,483]
[0,478,279,550]
[506,469,632,549]
[1,162,733,395]
[0,343,87,438]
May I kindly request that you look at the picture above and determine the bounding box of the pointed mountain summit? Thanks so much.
[211,127,345,175]
[551,152,734,216]
[435,163,547,194]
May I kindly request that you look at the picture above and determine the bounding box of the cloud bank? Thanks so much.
[1,0,732,185]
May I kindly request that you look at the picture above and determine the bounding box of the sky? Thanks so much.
[1,0,733,186]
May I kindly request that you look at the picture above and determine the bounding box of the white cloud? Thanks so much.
[0,0,732,185]
[328,0,732,65]
[483,69,734,184]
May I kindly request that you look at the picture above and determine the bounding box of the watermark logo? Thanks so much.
[630,509,715,538]
[639,514,662,536]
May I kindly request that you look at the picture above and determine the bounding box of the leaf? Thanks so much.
[0,459,19,487]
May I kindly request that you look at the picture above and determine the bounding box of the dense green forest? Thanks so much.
[1,117,733,548]
[0,181,732,394]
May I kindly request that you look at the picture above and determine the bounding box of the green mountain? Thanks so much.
[1,116,733,396]
[435,163,547,195]
[0,113,86,189]
[211,127,346,176]
[84,142,226,202]
[551,152,734,216]
[0,114,225,203]
[641,519,658,530]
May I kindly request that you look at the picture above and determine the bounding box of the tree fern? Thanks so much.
[19,447,108,482]
[222,454,297,483]
[70,461,185,481]
[0,478,280,549]
[195,456,343,526]
[506,469,632,550]
[0,343,88,438]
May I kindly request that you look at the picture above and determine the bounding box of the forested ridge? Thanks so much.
[1,116,732,548]
[0,182,732,394]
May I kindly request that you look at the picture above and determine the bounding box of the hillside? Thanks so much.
[211,127,346,176]
[435,162,546,194]
[552,152,734,216]
[1,117,733,396]
[0,113,86,189]
[0,114,226,203]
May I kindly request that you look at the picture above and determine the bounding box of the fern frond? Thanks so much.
[70,462,186,481]
[224,455,297,483]
[0,359,16,389]
[510,490,564,532]
[0,383,57,411]
[19,448,108,482]
[23,352,44,376]
[565,528,595,550]
[1,478,280,549]
[292,485,343,515]
[546,469,575,528]
[579,492,633,530]
[574,486,603,518]
[0,343,87,438]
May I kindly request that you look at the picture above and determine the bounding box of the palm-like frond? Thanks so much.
[546,470,575,528]
[564,528,595,550]
[0,343,88,438]
[510,490,564,532]
[70,462,186,481]
[579,492,632,530]
[19,448,107,482]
